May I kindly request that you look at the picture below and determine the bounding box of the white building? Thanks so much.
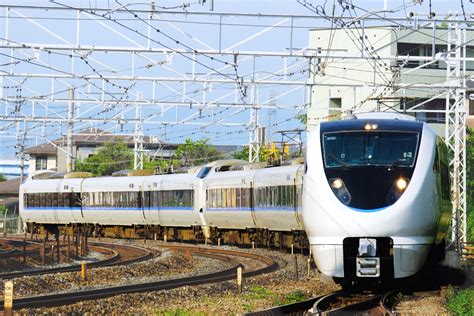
[307,26,474,131]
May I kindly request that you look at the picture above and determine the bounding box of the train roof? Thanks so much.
[320,113,424,134]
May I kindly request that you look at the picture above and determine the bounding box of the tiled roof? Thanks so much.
[0,177,21,195]
[25,128,171,155]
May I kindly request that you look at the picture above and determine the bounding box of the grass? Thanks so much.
[273,290,306,306]
[158,309,208,316]
[243,285,275,300]
[446,286,474,316]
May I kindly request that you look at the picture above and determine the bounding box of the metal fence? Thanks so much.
[0,205,22,234]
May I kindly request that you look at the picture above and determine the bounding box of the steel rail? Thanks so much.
[311,290,393,315]
[0,245,277,310]
[246,295,326,316]
[0,242,153,280]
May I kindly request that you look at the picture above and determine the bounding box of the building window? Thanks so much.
[35,156,48,170]
[329,98,342,121]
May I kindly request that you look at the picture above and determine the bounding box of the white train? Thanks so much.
[302,112,451,284]
[19,112,451,283]
[20,159,306,248]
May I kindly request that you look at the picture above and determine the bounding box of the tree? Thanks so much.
[143,157,180,173]
[296,113,307,125]
[232,145,276,163]
[74,140,133,176]
[467,128,474,241]
[0,174,6,182]
[174,138,222,167]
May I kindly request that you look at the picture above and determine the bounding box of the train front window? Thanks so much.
[323,131,419,168]
[197,166,212,179]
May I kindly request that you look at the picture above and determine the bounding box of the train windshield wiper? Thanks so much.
[327,153,349,169]
[388,158,408,170]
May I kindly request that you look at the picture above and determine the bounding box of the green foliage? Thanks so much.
[243,285,274,300]
[446,286,474,316]
[0,205,6,216]
[174,138,222,167]
[467,128,474,241]
[296,113,307,125]
[74,140,133,176]
[232,146,275,163]
[273,290,306,306]
[143,157,180,173]
[159,309,207,316]
[0,174,6,182]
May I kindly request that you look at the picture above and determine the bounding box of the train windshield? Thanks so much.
[323,131,419,168]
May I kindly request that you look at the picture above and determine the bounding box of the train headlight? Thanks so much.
[396,178,408,190]
[331,178,343,189]
[329,178,351,206]
[386,177,410,205]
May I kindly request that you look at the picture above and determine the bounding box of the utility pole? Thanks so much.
[134,96,144,170]
[66,87,74,173]
[445,23,467,255]
[248,58,260,163]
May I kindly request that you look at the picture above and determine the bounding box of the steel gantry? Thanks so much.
[445,23,468,252]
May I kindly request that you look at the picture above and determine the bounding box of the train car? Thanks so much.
[302,112,451,285]
[196,160,306,246]
[21,172,83,225]
[252,164,304,232]
[20,160,307,248]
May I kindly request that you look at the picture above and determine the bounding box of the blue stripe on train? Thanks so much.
[25,207,193,211]
[207,207,297,212]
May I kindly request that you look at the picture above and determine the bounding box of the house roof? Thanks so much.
[0,177,21,195]
[25,128,240,156]
[25,128,173,155]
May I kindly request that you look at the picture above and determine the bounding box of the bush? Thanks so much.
[446,286,474,315]
[273,290,306,306]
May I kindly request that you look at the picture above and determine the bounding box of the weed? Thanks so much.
[273,290,306,306]
[159,308,207,316]
[243,285,274,300]
[446,286,474,316]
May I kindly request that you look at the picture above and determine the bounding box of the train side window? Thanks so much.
[440,161,450,200]
[235,188,241,208]
[433,148,440,173]
[244,188,251,208]
[28,194,32,207]
[52,193,58,207]
[224,189,228,208]
[208,190,213,208]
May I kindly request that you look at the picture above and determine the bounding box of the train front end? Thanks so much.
[302,114,446,284]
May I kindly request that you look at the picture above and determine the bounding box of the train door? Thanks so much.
[52,181,62,224]
[69,191,82,223]
[196,181,210,239]
[139,185,147,225]
[144,182,159,226]
[292,166,305,230]
[250,181,257,226]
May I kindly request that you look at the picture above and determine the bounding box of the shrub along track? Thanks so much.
[0,244,278,310]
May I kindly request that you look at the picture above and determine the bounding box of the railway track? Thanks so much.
[248,290,395,315]
[0,239,153,279]
[0,239,41,259]
[0,244,278,310]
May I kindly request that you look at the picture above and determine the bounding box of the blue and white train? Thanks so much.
[20,159,305,247]
[19,112,451,283]
[302,112,451,284]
